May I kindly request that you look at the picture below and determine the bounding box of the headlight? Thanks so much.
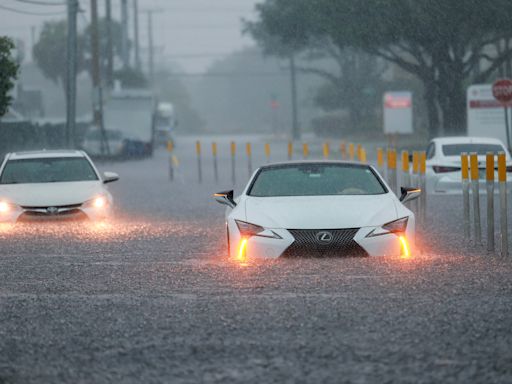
[366,217,408,237]
[0,200,19,214]
[235,220,281,239]
[83,195,108,209]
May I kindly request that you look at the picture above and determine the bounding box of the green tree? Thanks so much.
[0,36,19,116]
[32,21,85,94]
[247,0,512,137]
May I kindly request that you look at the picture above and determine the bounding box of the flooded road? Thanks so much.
[1,136,511,383]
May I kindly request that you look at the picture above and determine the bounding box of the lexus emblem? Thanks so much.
[316,231,333,244]
[47,207,58,215]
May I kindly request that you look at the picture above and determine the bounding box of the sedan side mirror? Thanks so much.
[399,187,421,203]
[214,190,236,208]
[103,171,119,184]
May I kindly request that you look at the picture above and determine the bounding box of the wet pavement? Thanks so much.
[0,135,511,383]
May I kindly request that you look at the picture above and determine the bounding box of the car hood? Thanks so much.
[244,194,398,229]
[0,181,105,207]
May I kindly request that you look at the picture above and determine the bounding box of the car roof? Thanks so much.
[432,136,506,145]
[6,149,86,160]
[259,160,370,169]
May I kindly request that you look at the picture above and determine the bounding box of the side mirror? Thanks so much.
[399,187,421,203]
[214,190,236,208]
[103,171,119,184]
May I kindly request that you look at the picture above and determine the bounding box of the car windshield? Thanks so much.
[442,143,504,156]
[248,164,386,197]
[0,157,99,184]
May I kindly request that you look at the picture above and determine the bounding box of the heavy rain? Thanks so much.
[0,1,512,383]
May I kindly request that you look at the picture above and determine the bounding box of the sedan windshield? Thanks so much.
[248,164,386,197]
[442,143,504,156]
[0,157,99,184]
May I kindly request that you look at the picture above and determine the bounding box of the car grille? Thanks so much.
[281,228,368,258]
[17,209,87,222]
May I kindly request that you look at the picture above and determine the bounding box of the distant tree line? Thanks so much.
[247,0,512,137]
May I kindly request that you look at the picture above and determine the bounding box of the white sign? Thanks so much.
[467,84,511,143]
[383,91,413,134]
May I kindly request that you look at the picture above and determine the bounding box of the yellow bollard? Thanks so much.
[303,143,309,159]
[264,143,270,163]
[287,141,293,160]
[377,148,384,169]
[461,153,470,239]
[498,152,508,256]
[356,144,362,161]
[323,142,330,159]
[470,152,481,243]
[212,142,218,182]
[360,148,367,163]
[387,148,397,193]
[246,143,253,176]
[401,150,410,187]
[230,141,236,184]
[348,143,355,161]
[340,142,347,159]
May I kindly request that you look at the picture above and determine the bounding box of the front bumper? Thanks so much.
[228,221,415,259]
[0,205,111,223]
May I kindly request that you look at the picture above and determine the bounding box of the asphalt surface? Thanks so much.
[1,135,511,383]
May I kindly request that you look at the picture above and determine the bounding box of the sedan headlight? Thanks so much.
[235,220,281,239]
[366,217,408,237]
[82,195,109,209]
[0,200,19,214]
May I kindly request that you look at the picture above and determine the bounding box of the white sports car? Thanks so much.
[425,136,512,194]
[0,150,119,223]
[214,161,420,260]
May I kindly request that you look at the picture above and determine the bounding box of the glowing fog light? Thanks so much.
[0,201,10,214]
[399,235,411,258]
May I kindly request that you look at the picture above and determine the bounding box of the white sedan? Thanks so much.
[425,136,512,194]
[0,150,119,223]
[214,161,420,260]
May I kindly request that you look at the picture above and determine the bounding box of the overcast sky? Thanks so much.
[0,0,260,73]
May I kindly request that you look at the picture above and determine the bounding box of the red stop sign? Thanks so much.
[492,79,512,104]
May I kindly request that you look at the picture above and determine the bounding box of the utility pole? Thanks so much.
[106,0,113,88]
[147,10,154,84]
[289,54,300,140]
[91,0,109,155]
[66,0,78,148]
[121,0,130,68]
[133,0,141,71]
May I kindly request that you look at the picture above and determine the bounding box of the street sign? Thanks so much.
[492,79,512,104]
[383,91,413,134]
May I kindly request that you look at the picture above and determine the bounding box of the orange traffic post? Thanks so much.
[246,143,253,177]
[303,143,309,159]
[470,152,481,244]
[323,142,330,159]
[264,143,270,163]
[401,150,410,187]
[377,147,384,175]
[212,142,218,183]
[387,148,397,193]
[231,141,236,185]
[196,140,202,183]
[340,142,347,159]
[167,140,174,181]
[498,152,508,256]
[356,144,363,161]
[461,153,470,239]
[287,141,293,160]
[360,148,367,163]
[348,143,355,161]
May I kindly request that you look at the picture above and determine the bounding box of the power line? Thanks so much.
[0,3,66,15]
[10,0,66,6]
